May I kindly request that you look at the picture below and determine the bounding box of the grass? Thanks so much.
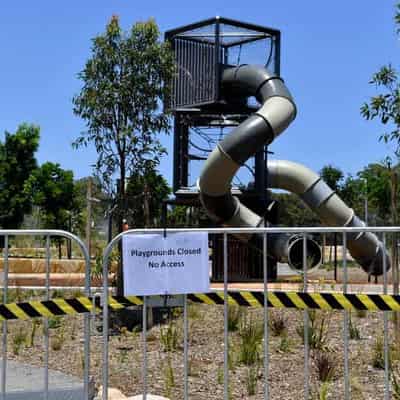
[238,314,263,366]
[278,334,294,353]
[163,356,175,398]
[269,310,287,337]
[160,322,180,352]
[12,329,27,355]
[245,365,259,396]
[372,336,385,369]
[296,310,330,350]
[228,306,243,332]
[349,314,361,340]
[313,351,337,382]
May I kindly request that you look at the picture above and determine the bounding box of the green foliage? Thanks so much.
[227,306,243,332]
[318,382,330,400]
[372,336,385,369]
[320,165,344,193]
[29,319,41,347]
[125,168,170,228]
[73,16,174,227]
[238,315,263,366]
[361,5,400,159]
[349,315,361,340]
[278,333,294,353]
[48,316,62,330]
[163,356,175,398]
[0,124,39,229]
[313,351,337,382]
[269,310,287,337]
[271,192,320,227]
[12,329,27,355]
[160,322,180,352]
[245,365,259,396]
[24,162,76,230]
[392,364,400,399]
[296,310,330,350]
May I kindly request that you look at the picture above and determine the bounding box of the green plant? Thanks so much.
[269,311,287,337]
[188,303,201,320]
[318,382,330,400]
[28,319,41,347]
[48,316,62,330]
[356,309,367,318]
[228,306,242,332]
[238,315,263,365]
[314,351,336,382]
[392,365,400,399]
[278,334,294,353]
[160,322,180,352]
[163,357,175,398]
[245,365,259,396]
[51,328,65,351]
[349,315,361,340]
[372,336,385,369]
[296,311,330,350]
[217,367,224,385]
[12,330,27,355]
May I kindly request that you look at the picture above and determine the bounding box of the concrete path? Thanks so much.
[1,359,84,400]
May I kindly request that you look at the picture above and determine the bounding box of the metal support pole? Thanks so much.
[303,234,309,400]
[223,233,229,400]
[343,233,350,399]
[1,236,8,400]
[263,233,269,400]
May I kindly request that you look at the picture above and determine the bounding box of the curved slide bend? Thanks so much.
[198,64,390,276]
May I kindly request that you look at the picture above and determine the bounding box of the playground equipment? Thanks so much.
[166,17,390,277]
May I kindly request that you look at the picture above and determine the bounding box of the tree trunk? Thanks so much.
[116,160,126,296]
[143,182,151,228]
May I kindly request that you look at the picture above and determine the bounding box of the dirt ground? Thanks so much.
[2,290,398,400]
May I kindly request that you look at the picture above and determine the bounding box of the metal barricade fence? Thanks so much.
[0,230,91,400]
[100,226,400,400]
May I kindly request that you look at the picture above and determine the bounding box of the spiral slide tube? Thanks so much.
[198,64,390,276]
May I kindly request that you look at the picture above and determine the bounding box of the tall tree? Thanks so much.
[72,16,174,230]
[360,4,400,155]
[361,3,400,337]
[24,162,78,258]
[0,123,40,229]
[320,165,344,193]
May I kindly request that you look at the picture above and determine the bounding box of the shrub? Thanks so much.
[349,315,361,340]
[48,316,62,330]
[238,315,263,365]
[163,357,175,398]
[228,306,243,332]
[269,311,287,337]
[372,336,385,369]
[313,351,337,382]
[296,310,330,350]
[12,330,27,355]
[160,322,180,352]
[278,334,294,353]
[245,365,259,396]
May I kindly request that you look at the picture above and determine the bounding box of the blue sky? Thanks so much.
[0,1,399,185]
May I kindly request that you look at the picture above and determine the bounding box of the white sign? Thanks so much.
[122,232,210,296]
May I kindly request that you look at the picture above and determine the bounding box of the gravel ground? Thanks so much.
[2,298,398,400]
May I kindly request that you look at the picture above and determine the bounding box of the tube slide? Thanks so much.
[198,64,390,276]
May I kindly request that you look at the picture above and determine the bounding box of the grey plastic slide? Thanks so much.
[198,64,389,276]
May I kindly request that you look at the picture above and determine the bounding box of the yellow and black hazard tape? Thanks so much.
[1,291,400,320]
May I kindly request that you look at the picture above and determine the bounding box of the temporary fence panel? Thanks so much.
[100,226,399,400]
[0,230,91,400]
